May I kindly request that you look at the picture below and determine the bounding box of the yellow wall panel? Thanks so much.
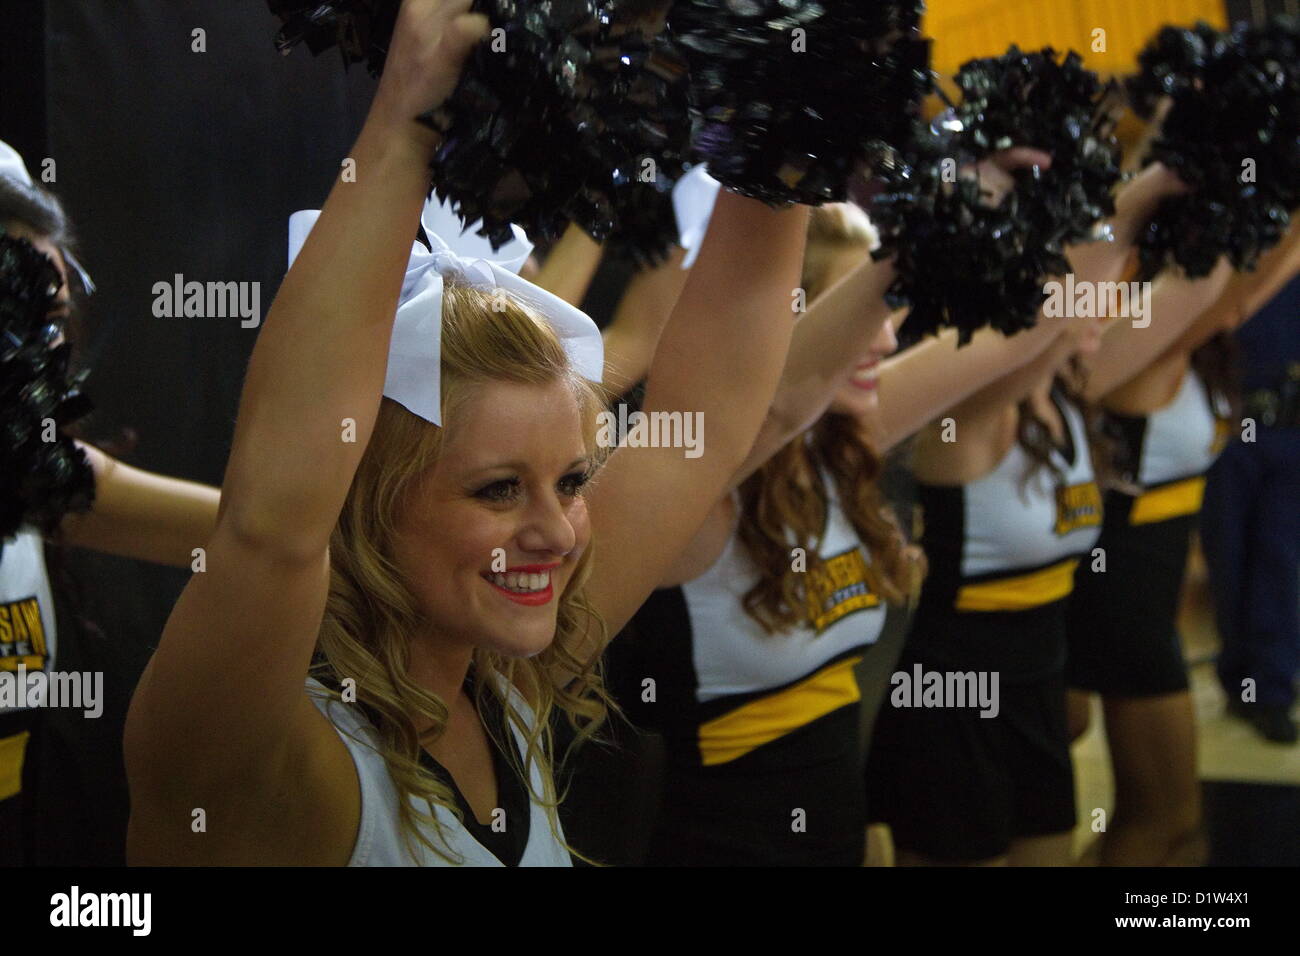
[924,0,1228,77]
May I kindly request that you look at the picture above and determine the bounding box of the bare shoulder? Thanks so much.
[911,405,1017,486]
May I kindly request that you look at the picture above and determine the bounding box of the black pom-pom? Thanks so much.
[432,6,693,263]
[870,47,1122,342]
[269,0,398,73]
[1125,21,1224,119]
[596,161,683,268]
[269,0,693,263]
[1132,17,1300,279]
[669,0,931,206]
[951,48,1121,245]
[871,160,1068,342]
[0,234,95,540]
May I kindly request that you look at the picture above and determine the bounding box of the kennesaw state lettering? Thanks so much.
[804,546,881,633]
[1054,481,1103,536]
[0,596,48,671]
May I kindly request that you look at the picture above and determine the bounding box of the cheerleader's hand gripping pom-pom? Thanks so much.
[1131,16,1300,280]
[870,157,1064,344]
[269,0,693,263]
[0,234,95,540]
[949,47,1122,246]
[870,46,1122,343]
[670,0,932,206]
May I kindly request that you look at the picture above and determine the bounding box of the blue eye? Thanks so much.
[558,471,590,497]
[475,478,521,503]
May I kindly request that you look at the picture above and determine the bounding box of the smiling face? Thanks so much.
[798,236,901,421]
[390,377,594,660]
[828,316,899,418]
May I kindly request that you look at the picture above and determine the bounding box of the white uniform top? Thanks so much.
[0,528,57,713]
[683,487,887,704]
[617,478,885,860]
[1136,370,1228,487]
[959,395,1102,578]
[305,677,572,867]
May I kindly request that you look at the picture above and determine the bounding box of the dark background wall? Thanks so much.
[37,1,377,642]
[2,0,378,862]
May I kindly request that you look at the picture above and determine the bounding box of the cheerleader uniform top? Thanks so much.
[909,390,1103,681]
[0,528,58,713]
[611,474,888,864]
[305,673,572,867]
[1066,370,1230,667]
[1105,369,1230,526]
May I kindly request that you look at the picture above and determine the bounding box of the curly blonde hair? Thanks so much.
[310,282,612,863]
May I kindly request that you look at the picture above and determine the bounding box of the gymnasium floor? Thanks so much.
[1070,541,1300,865]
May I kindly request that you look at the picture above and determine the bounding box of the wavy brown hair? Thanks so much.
[1190,331,1241,421]
[735,204,921,634]
[309,282,613,863]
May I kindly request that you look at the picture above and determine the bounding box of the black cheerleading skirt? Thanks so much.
[1065,497,1196,697]
[864,597,1076,861]
[647,702,867,867]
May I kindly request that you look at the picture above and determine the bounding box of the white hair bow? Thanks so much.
[287,196,604,426]
[672,165,882,270]
[673,164,721,270]
[0,138,97,294]
[0,140,31,186]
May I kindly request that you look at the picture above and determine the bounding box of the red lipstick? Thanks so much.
[481,562,562,607]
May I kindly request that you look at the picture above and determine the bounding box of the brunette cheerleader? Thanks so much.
[866,250,1236,866]
[583,153,1192,865]
[0,161,220,865]
[1065,225,1300,865]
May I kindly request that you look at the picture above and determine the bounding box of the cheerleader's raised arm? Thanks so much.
[124,0,489,865]
[580,192,809,641]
